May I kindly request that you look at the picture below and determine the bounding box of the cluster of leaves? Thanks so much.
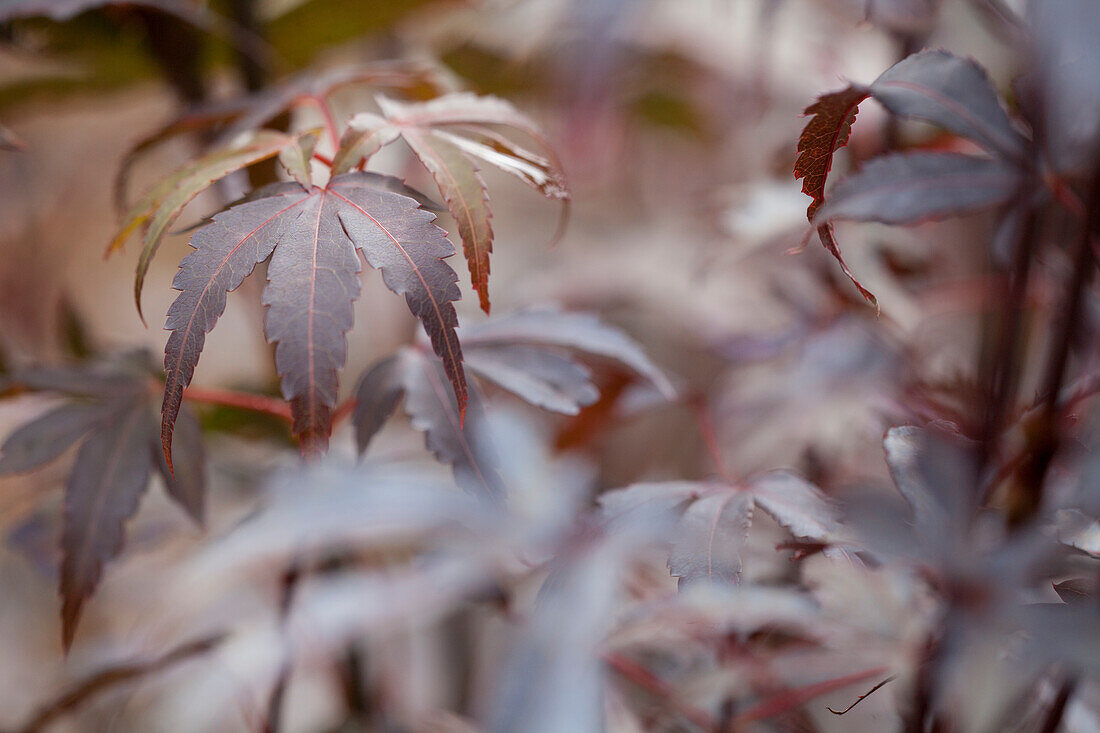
[0,352,204,649]
[5,0,1100,731]
[795,49,1027,305]
[107,68,570,465]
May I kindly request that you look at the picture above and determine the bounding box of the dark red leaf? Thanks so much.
[793,86,875,307]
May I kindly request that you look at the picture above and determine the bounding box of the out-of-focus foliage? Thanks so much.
[1,0,1100,732]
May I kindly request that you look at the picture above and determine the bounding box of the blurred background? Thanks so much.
[0,0,1061,731]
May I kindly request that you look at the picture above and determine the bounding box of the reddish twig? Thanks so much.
[604,653,716,730]
[14,635,224,733]
[735,666,889,724]
[689,394,730,482]
[827,674,897,715]
[312,151,334,168]
[182,386,292,422]
[309,95,341,151]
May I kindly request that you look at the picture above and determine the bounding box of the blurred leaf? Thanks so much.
[0,353,206,648]
[815,153,1020,225]
[489,516,666,733]
[0,122,25,150]
[668,490,752,584]
[353,349,501,500]
[1030,0,1100,175]
[601,471,843,584]
[459,306,674,400]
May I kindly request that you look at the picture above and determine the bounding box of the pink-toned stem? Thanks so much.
[331,398,358,426]
[604,653,716,730]
[689,394,731,482]
[736,666,890,724]
[182,386,292,422]
[309,95,341,152]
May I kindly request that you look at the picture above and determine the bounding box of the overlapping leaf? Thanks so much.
[108,129,316,321]
[352,307,673,493]
[114,61,454,212]
[814,153,1020,224]
[162,171,465,467]
[0,354,206,648]
[336,93,571,313]
[599,472,843,585]
[795,50,1029,305]
[353,349,502,500]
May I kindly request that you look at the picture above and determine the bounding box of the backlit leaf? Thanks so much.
[338,93,570,313]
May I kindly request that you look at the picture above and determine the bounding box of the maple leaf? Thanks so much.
[353,349,503,500]
[335,93,571,313]
[0,353,205,649]
[795,51,1029,307]
[352,307,673,491]
[161,171,465,467]
[108,129,318,322]
[599,472,843,585]
[114,61,454,212]
[458,306,675,412]
[793,85,874,307]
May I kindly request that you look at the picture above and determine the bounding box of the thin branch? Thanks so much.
[827,674,897,715]
[309,95,341,152]
[331,397,358,426]
[13,634,224,733]
[1016,165,1100,521]
[735,666,889,724]
[182,385,292,422]
[603,652,716,730]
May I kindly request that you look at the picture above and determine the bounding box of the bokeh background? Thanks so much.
[0,1,1056,731]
